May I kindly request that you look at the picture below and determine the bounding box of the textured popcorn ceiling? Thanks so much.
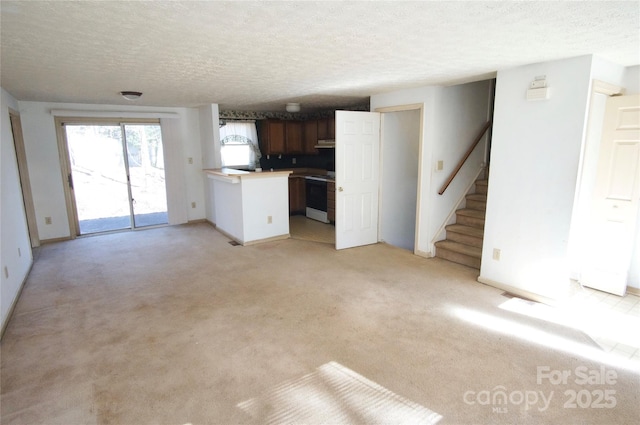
[1,1,638,112]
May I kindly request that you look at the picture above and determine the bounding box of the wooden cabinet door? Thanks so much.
[317,115,335,140]
[259,120,286,155]
[288,177,306,214]
[303,120,319,155]
[317,118,329,140]
[327,116,335,139]
[286,121,303,154]
[327,181,336,222]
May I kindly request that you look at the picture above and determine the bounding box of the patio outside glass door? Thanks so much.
[65,123,167,235]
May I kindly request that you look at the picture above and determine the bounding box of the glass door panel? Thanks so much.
[123,124,168,228]
[66,125,132,234]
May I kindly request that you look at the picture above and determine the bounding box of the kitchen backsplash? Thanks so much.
[260,149,335,172]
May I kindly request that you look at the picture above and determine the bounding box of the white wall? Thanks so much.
[211,177,244,240]
[241,176,289,242]
[371,80,492,256]
[199,104,221,224]
[379,109,420,251]
[623,65,640,94]
[620,65,640,290]
[17,101,205,240]
[1,88,33,333]
[480,55,594,300]
[211,174,289,244]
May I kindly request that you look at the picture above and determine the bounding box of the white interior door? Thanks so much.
[335,111,381,250]
[581,94,640,295]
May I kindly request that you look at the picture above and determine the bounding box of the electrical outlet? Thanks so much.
[436,160,444,171]
[267,215,272,224]
[45,216,52,225]
[191,202,196,208]
[292,158,297,164]
[493,248,501,261]
[188,157,194,165]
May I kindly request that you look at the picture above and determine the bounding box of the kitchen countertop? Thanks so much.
[204,168,292,181]
[282,168,332,177]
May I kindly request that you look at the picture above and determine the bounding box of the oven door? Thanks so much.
[305,179,328,211]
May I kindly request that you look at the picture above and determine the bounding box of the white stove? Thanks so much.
[304,172,335,223]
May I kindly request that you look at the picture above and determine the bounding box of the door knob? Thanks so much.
[338,187,344,192]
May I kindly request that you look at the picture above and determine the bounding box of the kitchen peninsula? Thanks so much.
[205,168,292,245]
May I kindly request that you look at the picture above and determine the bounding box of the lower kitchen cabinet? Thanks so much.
[289,176,306,215]
[327,181,335,222]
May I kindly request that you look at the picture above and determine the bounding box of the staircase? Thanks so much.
[435,178,487,269]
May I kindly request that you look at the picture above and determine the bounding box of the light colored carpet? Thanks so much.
[1,223,638,424]
[237,361,442,424]
[289,215,335,244]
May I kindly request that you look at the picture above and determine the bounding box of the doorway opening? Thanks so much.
[373,104,423,253]
[60,120,167,235]
[379,109,421,252]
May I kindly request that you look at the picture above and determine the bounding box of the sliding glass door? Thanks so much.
[64,122,167,235]
[123,125,167,228]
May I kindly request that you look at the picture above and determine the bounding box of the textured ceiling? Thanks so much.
[1,1,638,112]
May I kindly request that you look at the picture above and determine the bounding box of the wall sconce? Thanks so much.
[121,91,143,101]
[526,76,549,101]
[286,103,301,113]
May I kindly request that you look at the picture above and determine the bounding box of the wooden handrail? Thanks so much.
[438,121,491,195]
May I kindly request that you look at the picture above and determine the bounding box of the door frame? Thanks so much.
[569,81,624,281]
[9,109,40,247]
[374,104,425,255]
[55,116,160,238]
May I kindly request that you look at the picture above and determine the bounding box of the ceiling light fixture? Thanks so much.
[286,102,301,113]
[120,91,143,101]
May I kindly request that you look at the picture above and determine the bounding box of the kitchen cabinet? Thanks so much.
[317,115,335,140]
[327,181,335,222]
[288,176,306,215]
[285,121,304,154]
[303,120,319,155]
[259,120,286,155]
[260,115,334,155]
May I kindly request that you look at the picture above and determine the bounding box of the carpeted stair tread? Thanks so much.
[466,193,487,202]
[437,176,488,268]
[456,208,485,219]
[445,224,484,238]
[475,179,488,194]
[435,240,482,258]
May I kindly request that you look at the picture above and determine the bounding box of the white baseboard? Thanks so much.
[1,261,33,340]
[477,276,558,306]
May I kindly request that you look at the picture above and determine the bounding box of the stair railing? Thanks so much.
[438,121,491,195]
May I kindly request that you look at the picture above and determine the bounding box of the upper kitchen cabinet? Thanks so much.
[303,120,319,155]
[259,120,286,155]
[285,121,304,154]
[317,115,335,140]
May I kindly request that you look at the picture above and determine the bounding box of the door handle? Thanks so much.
[338,187,344,192]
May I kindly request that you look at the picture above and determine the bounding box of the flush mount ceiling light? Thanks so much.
[286,102,301,113]
[120,91,143,101]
